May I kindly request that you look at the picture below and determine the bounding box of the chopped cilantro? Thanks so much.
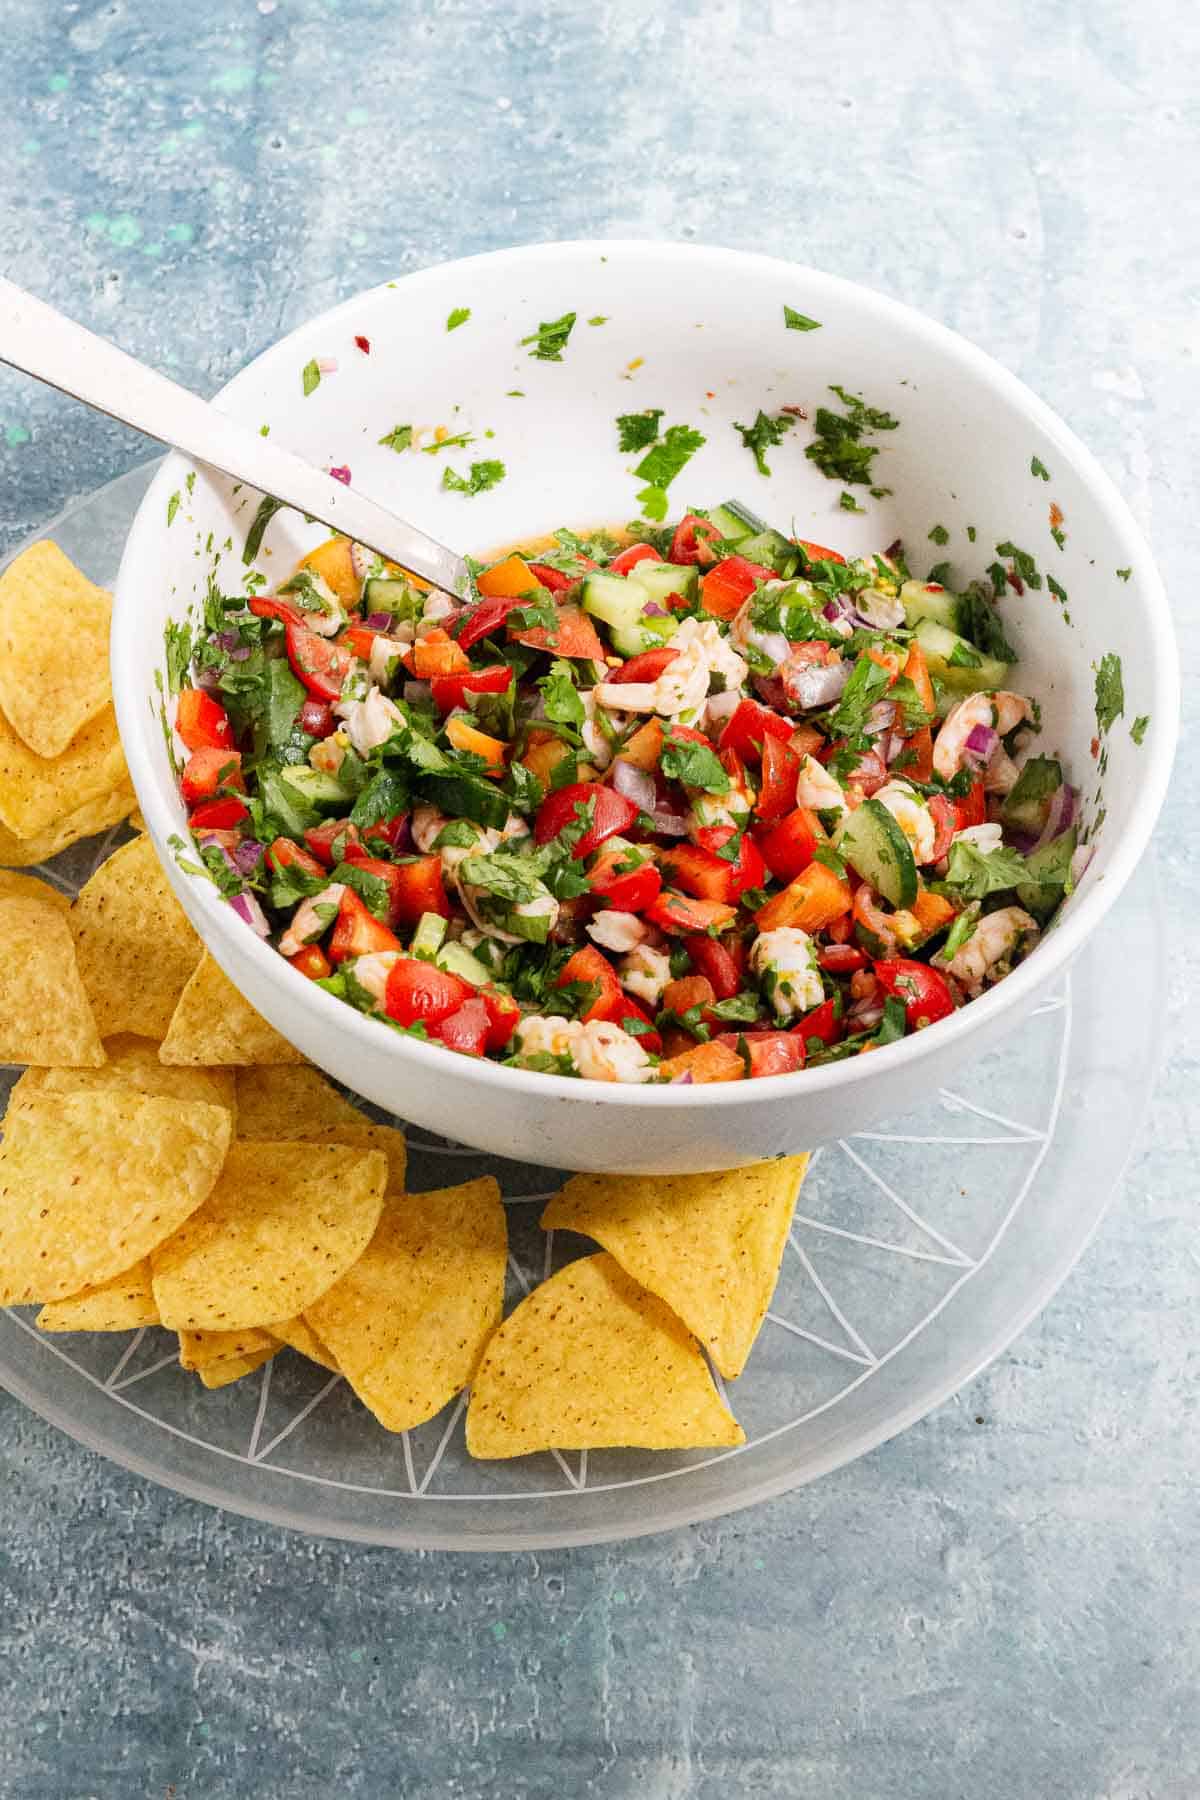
[1052,527,1067,550]
[1131,713,1150,745]
[633,424,706,491]
[806,385,898,488]
[538,659,585,727]
[1093,653,1125,734]
[927,561,953,587]
[660,732,730,793]
[1031,456,1050,480]
[947,639,982,669]
[441,459,506,497]
[943,906,979,960]
[828,654,892,736]
[734,410,795,478]
[637,485,668,522]
[505,389,524,398]
[167,491,182,526]
[520,310,577,362]
[784,306,822,331]
[875,996,908,1047]
[378,423,413,452]
[967,525,977,543]
[996,540,1043,590]
[985,560,1008,599]
[421,432,474,455]
[928,523,950,546]
[164,619,193,695]
[446,306,471,331]
[812,842,847,879]
[839,491,866,513]
[301,359,321,397]
[587,314,609,326]
[1116,567,1132,582]
[943,838,1029,900]
[1047,574,1068,606]
[616,408,664,453]
[242,495,283,565]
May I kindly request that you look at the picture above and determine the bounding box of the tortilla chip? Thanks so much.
[0,781,136,866]
[0,894,105,1067]
[0,543,112,759]
[71,835,202,1038]
[0,869,71,912]
[0,702,127,840]
[306,1178,505,1433]
[8,1035,236,1121]
[159,952,304,1066]
[542,1156,809,1379]
[150,1140,388,1330]
[0,1091,232,1305]
[36,1260,159,1332]
[199,1345,277,1388]
[178,1326,278,1371]
[269,1315,340,1373]
[466,1253,744,1458]
[233,1065,364,1141]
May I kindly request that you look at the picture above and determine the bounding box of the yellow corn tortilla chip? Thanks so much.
[0,1091,232,1305]
[71,835,202,1039]
[0,894,105,1067]
[0,781,135,866]
[8,1035,236,1120]
[466,1253,744,1458]
[306,1177,505,1433]
[542,1156,809,1379]
[0,869,71,912]
[159,952,304,1066]
[178,1326,278,1371]
[269,1315,340,1373]
[0,702,127,839]
[199,1344,277,1388]
[36,1260,159,1332]
[150,1140,388,1330]
[0,543,113,759]
[234,1065,364,1141]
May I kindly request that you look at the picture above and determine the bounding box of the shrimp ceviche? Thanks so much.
[166,500,1083,1085]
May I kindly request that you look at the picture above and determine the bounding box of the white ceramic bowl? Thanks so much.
[112,241,1177,1172]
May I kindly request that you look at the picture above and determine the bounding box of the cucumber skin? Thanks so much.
[582,571,678,658]
[837,796,919,908]
[901,579,962,634]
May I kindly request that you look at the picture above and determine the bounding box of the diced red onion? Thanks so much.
[364,611,393,631]
[610,758,657,814]
[822,595,856,625]
[863,700,897,739]
[670,1070,695,1085]
[783,659,851,710]
[1070,843,1094,885]
[963,724,1000,768]
[329,465,351,486]
[403,679,433,705]
[641,601,670,618]
[215,628,241,652]
[651,807,690,838]
[228,643,251,662]
[884,729,910,765]
[1033,782,1077,853]
[316,357,338,375]
[233,838,264,876]
[753,673,790,711]
[195,664,221,693]
[849,998,885,1030]
[228,890,271,937]
[389,814,414,855]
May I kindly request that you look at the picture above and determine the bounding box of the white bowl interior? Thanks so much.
[112,242,1176,1168]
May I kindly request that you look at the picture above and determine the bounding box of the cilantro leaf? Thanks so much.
[827,654,892,736]
[441,459,506,497]
[301,359,321,397]
[1116,566,1132,582]
[942,839,1030,900]
[167,491,181,526]
[164,620,193,696]
[1047,574,1068,607]
[1031,455,1050,480]
[616,409,664,453]
[520,311,577,362]
[928,523,950,546]
[1093,653,1125,735]
[637,485,668,522]
[996,540,1043,590]
[421,431,474,455]
[784,306,821,331]
[538,659,585,727]
[659,731,730,793]
[959,580,1017,661]
[1131,714,1149,745]
[633,424,706,491]
[734,410,795,478]
[243,495,283,565]
[839,491,866,513]
[587,314,608,326]
[805,385,898,488]
[378,423,413,452]
[446,306,471,331]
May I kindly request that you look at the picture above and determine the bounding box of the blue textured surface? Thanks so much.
[1,2,1197,1795]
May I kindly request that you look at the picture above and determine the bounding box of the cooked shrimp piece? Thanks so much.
[933,691,1032,778]
[935,905,1039,995]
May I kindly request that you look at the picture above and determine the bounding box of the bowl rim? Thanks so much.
[112,237,1180,1110]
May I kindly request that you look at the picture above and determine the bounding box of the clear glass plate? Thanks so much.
[0,463,1165,1548]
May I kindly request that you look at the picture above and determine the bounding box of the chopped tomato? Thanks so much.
[330,889,402,963]
[534,782,640,859]
[286,621,355,701]
[794,538,846,566]
[669,827,766,903]
[431,996,491,1056]
[683,932,745,1000]
[588,845,662,913]
[617,719,665,771]
[791,996,842,1049]
[304,818,361,866]
[554,944,621,1024]
[873,958,956,1031]
[699,555,776,621]
[669,513,724,567]
[821,738,889,797]
[716,1030,805,1078]
[719,697,793,762]
[340,624,388,662]
[510,605,606,661]
[336,854,412,929]
[362,811,411,853]
[430,663,512,713]
[818,943,869,974]
[608,646,678,686]
[657,1039,745,1083]
[299,697,337,739]
[608,543,662,576]
[176,688,234,752]
[411,629,471,678]
[480,986,521,1051]
[180,747,244,807]
[286,944,332,981]
[384,956,473,1025]
[265,836,326,881]
[453,592,528,651]
[898,726,934,783]
[612,993,661,1054]
[646,890,738,935]
[755,808,818,884]
[754,860,852,933]
[188,793,248,831]
[755,734,802,825]
[662,973,717,1018]
[927,794,959,862]
[384,855,453,923]
[248,595,303,626]
[956,777,988,829]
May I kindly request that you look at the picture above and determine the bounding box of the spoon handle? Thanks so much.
[0,276,471,597]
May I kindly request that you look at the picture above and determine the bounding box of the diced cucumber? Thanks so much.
[581,571,678,658]
[901,578,962,634]
[1001,756,1062,834]
[914,617,1009,707]
[635,561,699,606]
[436,939,494,987]
[409,912,449,958]
[737,527,800,578]
[837,797,918,908]
[259,765,319,838]
[1017,827,1077,918]
[364,576,422,622]
[709,499,766,543]
[278,764,356,811]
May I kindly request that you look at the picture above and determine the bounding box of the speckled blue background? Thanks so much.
[1,2,1197,1795]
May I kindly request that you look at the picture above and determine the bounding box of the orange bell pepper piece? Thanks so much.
[616,719,665,772]
[911,887,958,935]
[754,860,852,933]
[411,629,470,677]
[445,715,506,775]
[476,554,541,598]
[301,536,361,608]
[658,1040,745,1084]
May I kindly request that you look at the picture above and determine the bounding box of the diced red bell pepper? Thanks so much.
[384,955,473,1025]
[385,855,453,924]
[337,853,409,929]
[669,513,723,567]
[339,624,387,662]
[956,777,988,829]
[299,697,337,739]
[176,688,235,752]
[266,836,327,881]
[612,993,662,1054]
[554,944,622,1024]
[716,1029,805,1077]
[431,996,491,1057]
[188,793,249,831]
[873,958,956,1031]
[249,595,303,626]
[791,996,842,1049]
[608,543,663,576]
[687,826,767,901]
[646,890,738,935]
[304,818,362,867]
[330,889,402,963]
[818,943,869,974]
[793,539,847,566]
[608,646,678,686]
[699,556,776,621]
[527,558,598,592]
[534,782,640,859]
[588,845,662,914]
[683,932,745,1000]
[719,697,794,762]
[286,621,355,701]
[180,747,245,807]
[430,663,513,714]
[480,986,521,1051]
[286,943,332,981]
[756,807,818,884]
[453,592,528,651]
[510,605,606,661]
[755,733,801,825]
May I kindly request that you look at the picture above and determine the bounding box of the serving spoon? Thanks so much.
[0,275,471,598]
